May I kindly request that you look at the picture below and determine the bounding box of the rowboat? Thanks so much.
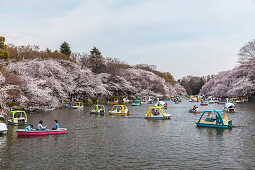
[16,128,67,136]
[189,109,202,113]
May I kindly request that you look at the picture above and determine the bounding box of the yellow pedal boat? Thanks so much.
[109,105,129,116]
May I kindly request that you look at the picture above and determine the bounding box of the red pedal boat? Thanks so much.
[16,128,67,136]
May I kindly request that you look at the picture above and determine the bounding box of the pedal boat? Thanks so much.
[107,99,119,104]
[200,100,208,106]
[189,109,202,113]
[0,115,8,134]
[90,105,105,114]
[16,128,67,136]
[145,107,171,119]
[72,102,83,109]
[208,99,215,104]
[123,98,130,103]
[154,98,167,108]
[223,103,236,113]
[44,106,55,111]
[132,100,141,106]
[196,110,232,128]
[109,105,129,116]
[7,110,27,125]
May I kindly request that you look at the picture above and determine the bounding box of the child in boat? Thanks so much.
[193,105,197,111]
[25,124,33,131]
[155,110,159,115]
[37,120,47,130]
[52,120,59,130]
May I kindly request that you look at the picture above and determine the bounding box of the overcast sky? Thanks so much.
[1,0,255,79]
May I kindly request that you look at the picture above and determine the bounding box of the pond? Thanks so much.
[0,100,254,169]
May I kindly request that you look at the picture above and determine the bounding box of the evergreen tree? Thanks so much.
[45,48,51,53]
[89,46,104,73]
[0,36,10,63]
[60,41,71,57]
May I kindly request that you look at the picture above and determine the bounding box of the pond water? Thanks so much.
[0,100,255,169]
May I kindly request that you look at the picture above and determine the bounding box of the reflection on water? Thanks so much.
[0,101,254,169]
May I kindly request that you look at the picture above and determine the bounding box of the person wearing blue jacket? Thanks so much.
[52,120,59,130]
[25,124,33,131]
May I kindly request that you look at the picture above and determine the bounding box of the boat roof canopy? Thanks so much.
[112,105,127,107]
[225,103,235,107]
[149,106,164,109]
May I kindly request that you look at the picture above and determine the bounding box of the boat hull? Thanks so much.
[16,128,67,136]
[90,111,104,114]
[189,109,202,113]
[109,112,129,116]
[196,123,229,128]
[8,121,27,126]
[0,130,8,134]
[145,116,170,119]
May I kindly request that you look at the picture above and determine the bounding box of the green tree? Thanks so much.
[89,46,104,73]
[0,36,10,64]
[60,41,71,57]
[45,48,51,53]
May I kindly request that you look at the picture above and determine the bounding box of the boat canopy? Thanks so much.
[198,110,229,123]
[93,105,105,112]
[146,106,168,117]
[225,103,235,108]
[10,110,27,122]
[0,115,6,122]
[110,105,127,113]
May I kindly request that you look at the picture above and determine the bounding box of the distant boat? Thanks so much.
[223,103,236,113]
[132,100,141,106]
[189,109,202,113]
[90,105,105,114]
[154,98,167,108]
[123,98,129,103]
[208,99,215,104]
[44,106,55,111]
[72,102,83,109]
[0,115,8,134]
[200,100,208,106]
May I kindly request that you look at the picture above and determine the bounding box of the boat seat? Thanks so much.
[205,118,211,122]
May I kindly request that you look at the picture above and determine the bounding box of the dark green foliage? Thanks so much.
[0,36,10,62]
[89,46,105,73]
[60,41,71,57]
[46,48,51,53]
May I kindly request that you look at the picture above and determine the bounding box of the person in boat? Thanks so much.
[151,109,155,115]
[25,124,33,131]
[52,120,59,130]
[193,105,197,111]
[37,120,47,130]
[210,113,218,122]
[155,110,159,115]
